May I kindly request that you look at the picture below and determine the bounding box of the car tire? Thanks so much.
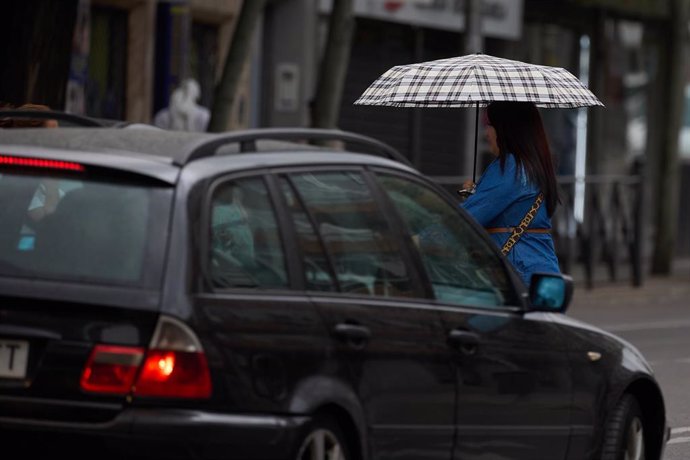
[601,394,646,460]
[294,415,351,460]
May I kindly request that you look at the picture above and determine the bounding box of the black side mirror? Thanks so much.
[529,273,573,313]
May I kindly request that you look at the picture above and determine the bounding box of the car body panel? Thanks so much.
[544,312,667,459]
[311,294,456,460]
[434,306,573,460]
[192,292,331,412]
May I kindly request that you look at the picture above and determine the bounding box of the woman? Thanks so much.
[461,101,561,287]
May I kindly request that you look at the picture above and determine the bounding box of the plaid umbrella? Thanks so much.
[354,54,603,182]
[354,53,603,108]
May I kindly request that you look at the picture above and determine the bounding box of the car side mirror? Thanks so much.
[528,273,573,313]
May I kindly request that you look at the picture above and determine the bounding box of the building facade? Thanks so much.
[65,0,246,128]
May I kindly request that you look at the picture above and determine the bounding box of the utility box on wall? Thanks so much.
[274,63,300,113]
[262,0,316,127]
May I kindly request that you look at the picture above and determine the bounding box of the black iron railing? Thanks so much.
[553,169,644,288]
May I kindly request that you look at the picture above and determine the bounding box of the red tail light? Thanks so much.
[0,155,85,171]
[80,345,144,394]
[80,316,212,399]
[134,350,211,398]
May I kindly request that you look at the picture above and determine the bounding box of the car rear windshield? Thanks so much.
[0,169,172,287]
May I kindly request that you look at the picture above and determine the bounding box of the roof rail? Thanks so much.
[186,128,411,166]
[0,109,105,127]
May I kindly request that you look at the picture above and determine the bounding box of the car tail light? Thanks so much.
[80,345,145,394]
[0,155,85,171]
[80,316,212,399]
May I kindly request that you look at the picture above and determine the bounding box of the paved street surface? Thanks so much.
[568,265,690,460]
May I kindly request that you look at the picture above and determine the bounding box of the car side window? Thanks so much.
[209,177,288,289]
[376,174,517,308]
[279,177,337,292]
[288,171,416,298]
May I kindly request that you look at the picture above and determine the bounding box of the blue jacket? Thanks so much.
[462,154,561,286]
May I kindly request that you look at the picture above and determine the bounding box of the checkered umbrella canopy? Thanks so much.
[354,53,603,108]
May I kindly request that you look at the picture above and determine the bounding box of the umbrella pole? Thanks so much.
[472,102,479,184]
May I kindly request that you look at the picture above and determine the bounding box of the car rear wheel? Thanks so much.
[295,415,350,460]
[602,394,646,460]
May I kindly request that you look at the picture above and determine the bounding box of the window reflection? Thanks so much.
[377,174,516,308]
[289,172,414,298]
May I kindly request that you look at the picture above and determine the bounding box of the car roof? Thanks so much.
[0,126,416,184]
[0,127,213,165]
[0,126,409,163]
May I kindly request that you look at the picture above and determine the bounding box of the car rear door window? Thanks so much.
[209,177,288,289]
[376,173,518,308]
[288,171,415,298]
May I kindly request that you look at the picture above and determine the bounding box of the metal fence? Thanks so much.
[430,162,644,288]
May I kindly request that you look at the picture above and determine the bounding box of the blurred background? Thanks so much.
[2,0,689,287]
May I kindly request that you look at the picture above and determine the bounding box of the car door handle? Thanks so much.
[447,329,481,355]
[333,323,371,342]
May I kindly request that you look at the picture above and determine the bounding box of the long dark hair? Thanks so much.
[486,101,560,216]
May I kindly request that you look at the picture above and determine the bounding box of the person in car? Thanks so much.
[1,103,65,251]
[211,189,255,268]
[461,101,561,287]
[9,104,63,223]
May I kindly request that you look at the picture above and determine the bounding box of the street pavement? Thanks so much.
[568,263,690,460]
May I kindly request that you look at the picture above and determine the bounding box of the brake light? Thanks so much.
[134,350,212,398]
[0,155,85,171]
[80,345,145,394]
[80,316,212,399]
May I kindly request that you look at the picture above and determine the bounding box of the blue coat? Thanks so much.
[462,154,561,286]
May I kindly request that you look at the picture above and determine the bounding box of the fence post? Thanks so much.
[631,158,645,286]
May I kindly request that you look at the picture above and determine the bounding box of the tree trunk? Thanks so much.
[208,0,267,133]
[651,0,689,274]
[0,0,77,108]
[310,0,355,130]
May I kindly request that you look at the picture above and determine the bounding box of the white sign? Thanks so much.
[319,0,523,40]
[0,340,29,379]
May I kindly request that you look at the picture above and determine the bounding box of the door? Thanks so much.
[195,174,330,413]
[277,168,456,460]
[376,172,573,460]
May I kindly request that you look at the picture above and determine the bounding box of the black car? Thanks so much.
[0,114,668,460]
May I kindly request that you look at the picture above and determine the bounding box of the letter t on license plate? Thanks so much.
[0,340,29,379]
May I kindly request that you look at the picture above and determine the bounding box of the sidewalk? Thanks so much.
[568,258,690,328]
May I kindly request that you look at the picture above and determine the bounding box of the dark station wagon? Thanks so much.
[0,112,668,460]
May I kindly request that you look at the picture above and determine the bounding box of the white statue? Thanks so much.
[154,78,210,132]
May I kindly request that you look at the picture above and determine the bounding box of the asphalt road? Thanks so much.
[568,273,690,460]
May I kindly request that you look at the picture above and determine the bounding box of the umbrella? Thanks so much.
[354,53,603,182]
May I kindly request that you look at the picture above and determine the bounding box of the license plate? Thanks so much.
[0,339,29,379]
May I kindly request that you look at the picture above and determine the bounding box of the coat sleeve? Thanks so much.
[461,158,520,227]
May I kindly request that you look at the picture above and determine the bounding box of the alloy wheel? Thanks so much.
[296,428,346,460]
[625,416,645,460]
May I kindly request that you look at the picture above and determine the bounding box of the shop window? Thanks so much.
[87,6,127,120]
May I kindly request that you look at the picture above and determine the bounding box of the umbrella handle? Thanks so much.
[472,102,479,184]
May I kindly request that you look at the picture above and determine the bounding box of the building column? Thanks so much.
[127,0,156,122]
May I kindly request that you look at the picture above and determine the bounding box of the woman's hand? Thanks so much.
[457,180,476,198]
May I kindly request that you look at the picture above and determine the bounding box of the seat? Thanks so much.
[35,186,147,281]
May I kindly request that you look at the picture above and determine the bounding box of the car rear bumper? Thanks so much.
[1,408,310,460]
